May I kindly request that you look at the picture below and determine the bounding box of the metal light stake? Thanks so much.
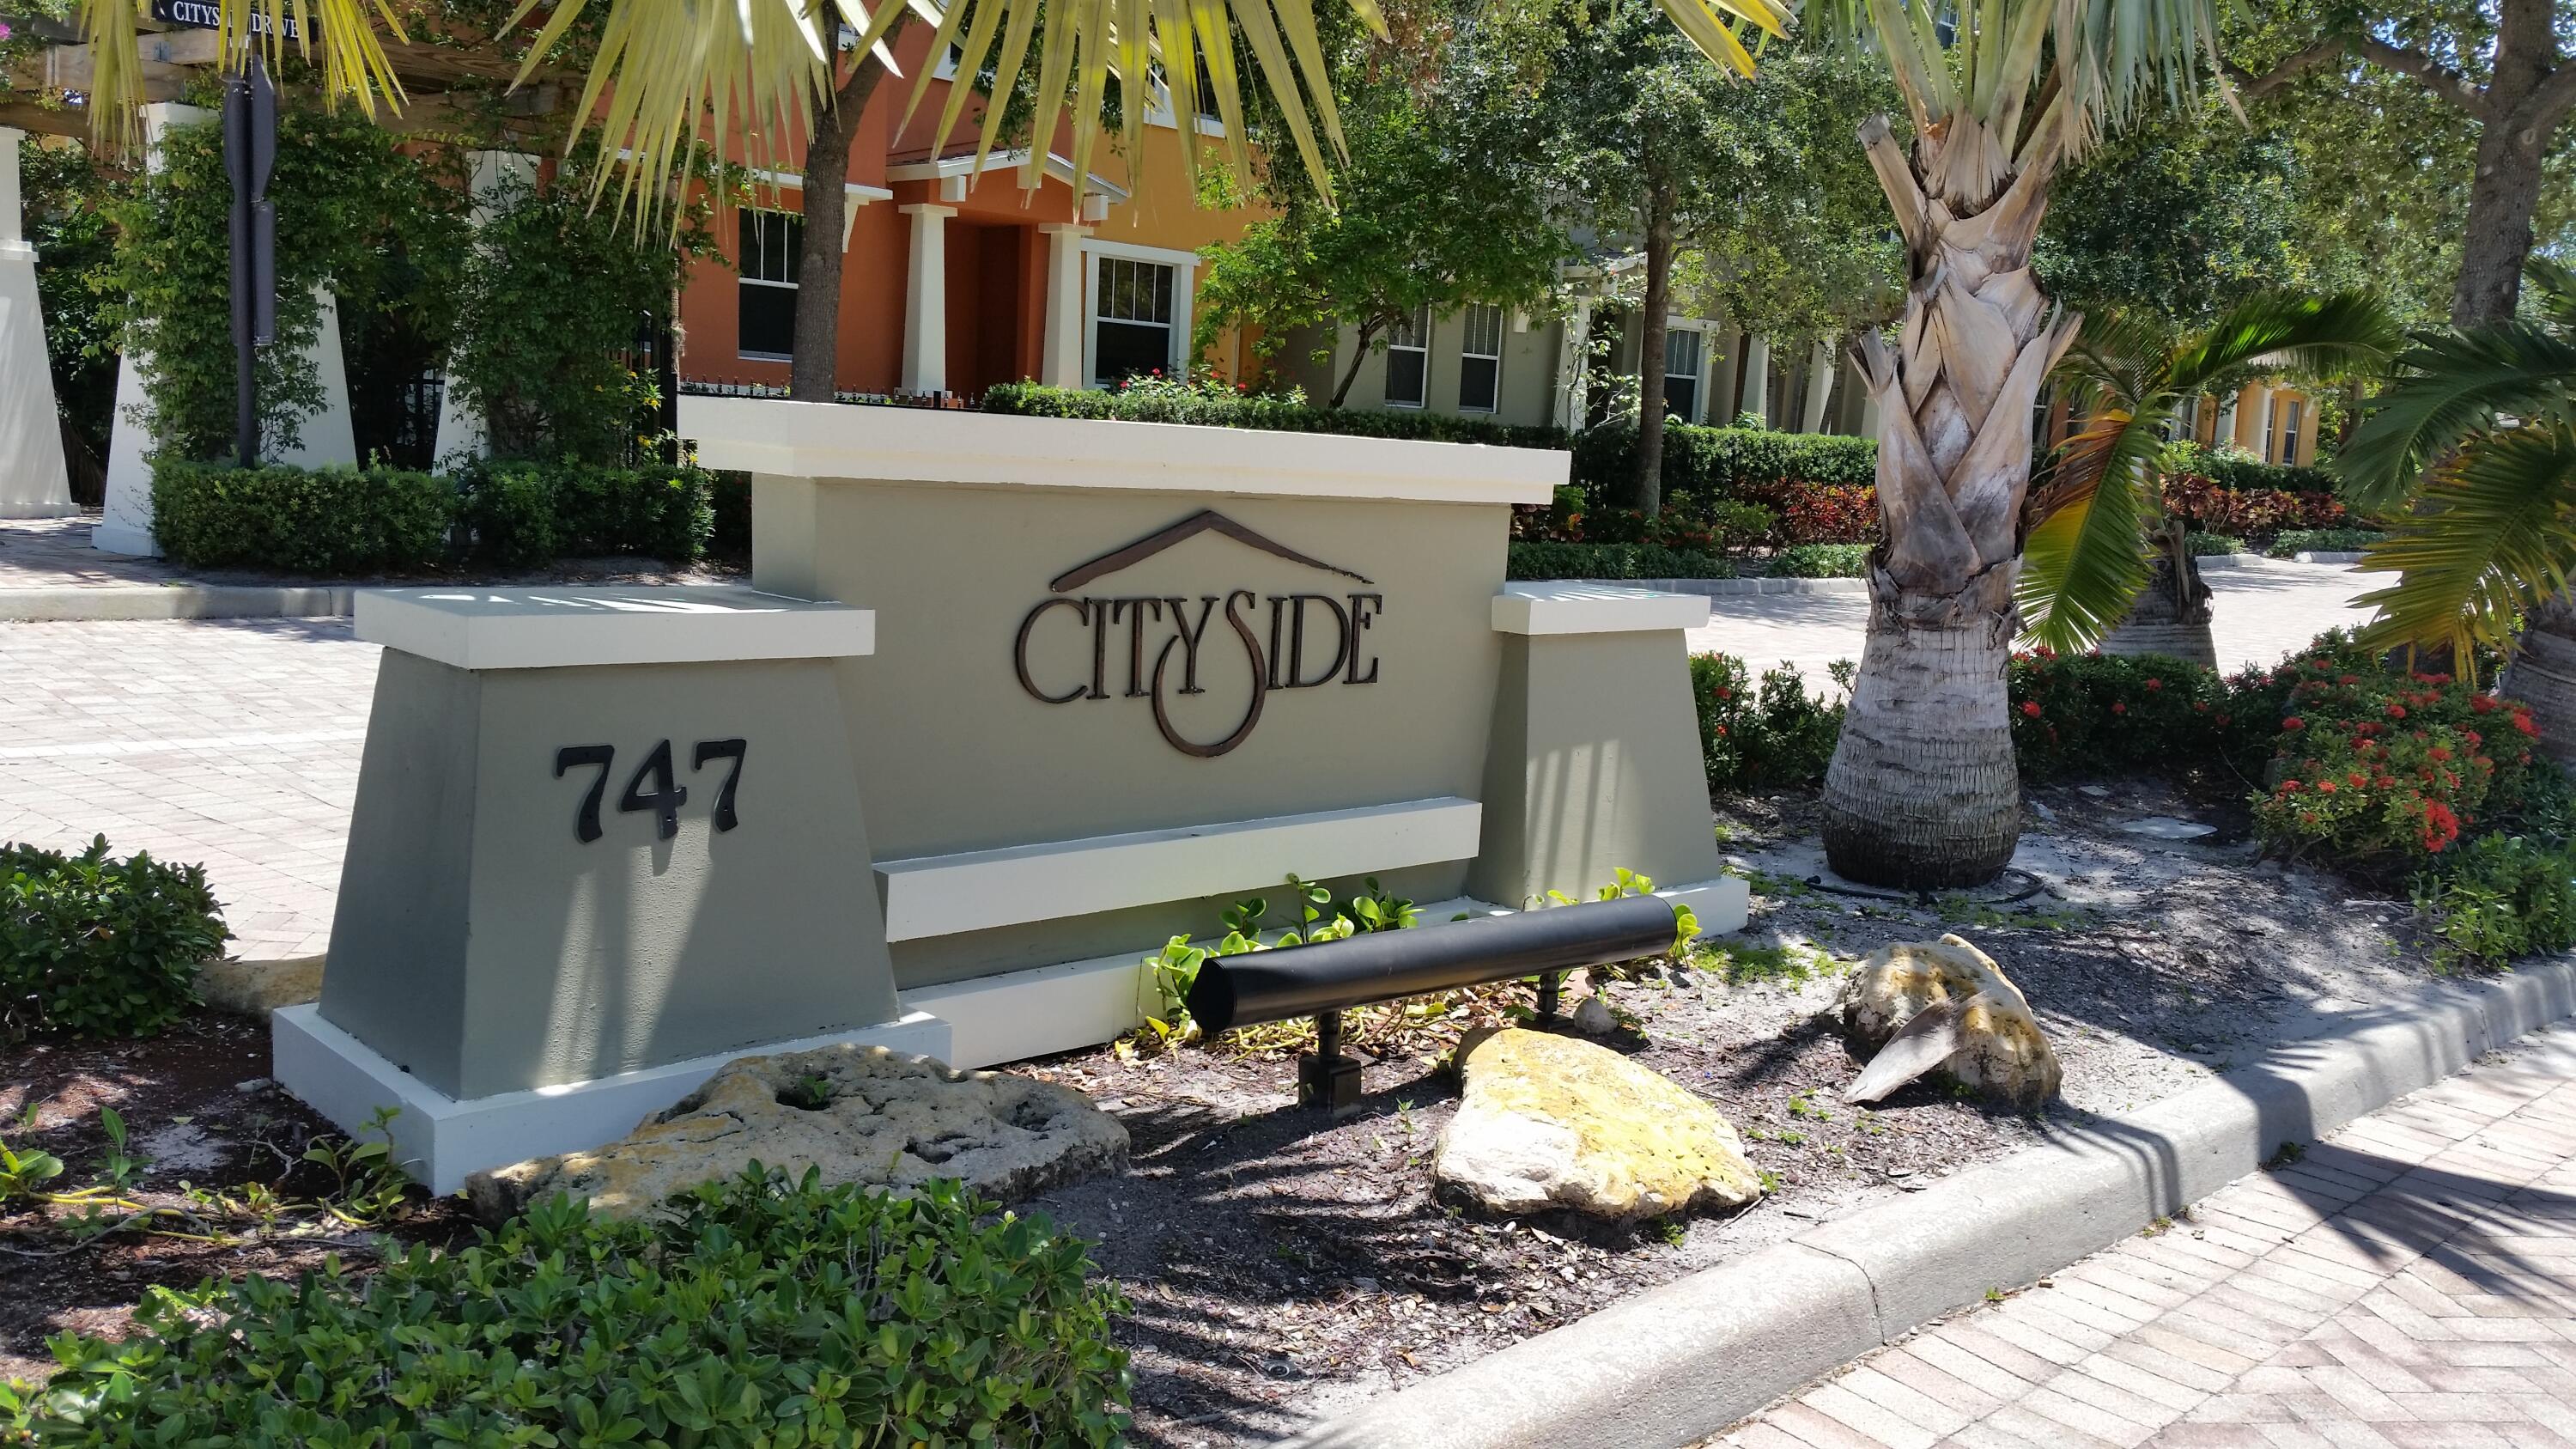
[222,56,276,469]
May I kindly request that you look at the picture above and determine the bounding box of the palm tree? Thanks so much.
[2337,259,2576,762]
[2018,295,2401,668]
[1762,0,2231,887]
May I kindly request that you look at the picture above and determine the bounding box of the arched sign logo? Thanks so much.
[1012,510,1385,758]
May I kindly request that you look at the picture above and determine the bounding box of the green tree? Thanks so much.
[21,143,123,475]
[2035,107,2350,325]
[2018,294,2400,665]
[2338,259,2576,755]
[2232,0,2576,326]
[1195,0,1571,407]
[445,149,717,463]
[106,92,465,463]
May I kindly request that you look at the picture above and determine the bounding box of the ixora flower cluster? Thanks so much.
[2252,656,2544,863]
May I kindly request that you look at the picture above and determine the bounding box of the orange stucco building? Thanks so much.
[672,30,1257,399]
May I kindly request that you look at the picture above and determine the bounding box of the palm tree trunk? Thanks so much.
[2505,594,2576,764]
[2101,522,2217,670]
[1633,178,1675,517]
[1821,114,2080,889]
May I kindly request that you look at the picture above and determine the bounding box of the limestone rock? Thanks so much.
[466,1044,1127,1223]
[196,954,324,1014]
[1840,935,2060,1108]
[1434,1028,1762,1221]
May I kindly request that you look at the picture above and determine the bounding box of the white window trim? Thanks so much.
[1662,320,1710,424]
[1078,240,1200,388]
[1382,307,1431,410]
[1458,304,1504,414]
[738,209,803,362]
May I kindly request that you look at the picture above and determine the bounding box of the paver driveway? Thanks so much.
[1726,1026,2576,1449]
[0,561,2377,963]
[0,617,375,960]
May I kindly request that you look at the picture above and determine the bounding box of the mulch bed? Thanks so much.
[2,775,2460,1444]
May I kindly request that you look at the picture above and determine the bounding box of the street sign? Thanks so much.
[150,0,315,41]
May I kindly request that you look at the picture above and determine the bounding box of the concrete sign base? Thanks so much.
[283,409,1752,1190]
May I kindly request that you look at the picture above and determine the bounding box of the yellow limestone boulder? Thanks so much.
[1840,935,2061,1109]
[466,1044,1127,1223]
[1434,1028,1764,1221]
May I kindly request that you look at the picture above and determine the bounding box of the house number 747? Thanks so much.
[553,740,747,843]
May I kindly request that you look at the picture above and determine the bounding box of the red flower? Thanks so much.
[2348,772,2367,788]
[2318,780,2338,793]
[2471,694,2500,714]
[2386,704,2407,720]
[2280,780,2303,794]
[2283,717,2306,731]
[2512,711,2541,737]
[2111,702,2127,715]
[2427,745,2452,762]
[2021,700,2042,718]
[1715,687,1733,700]
[2147,678,2163,691]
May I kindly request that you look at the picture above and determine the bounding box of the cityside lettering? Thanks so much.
[1014,591,1385,758]
[152,0,310,35]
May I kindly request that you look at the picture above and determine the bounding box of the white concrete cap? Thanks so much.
[677,395,1566,506]
[1491,582,1713,636]
[356,584,875,671]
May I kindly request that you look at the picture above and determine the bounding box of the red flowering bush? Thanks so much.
[2247,648,2544,868]
[1690,651,1848,792]
[1755,483,1880,545]
[2160,476,2354,538]
[2007,648,2233,781]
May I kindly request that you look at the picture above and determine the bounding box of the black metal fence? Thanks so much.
[621,309,680,467]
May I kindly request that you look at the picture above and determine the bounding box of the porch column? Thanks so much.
[432,151,537,466]
[2215,390,2240,450]
[98,101,209,557]
[1038,222,1089,389]
[1736,335,1771,425]
[1800,338,1837,434]
[898,204,954,394]
[2251,385,2278,461]
[0,126,74,519]
[1552,296,1592,430]
[276,282,358,468]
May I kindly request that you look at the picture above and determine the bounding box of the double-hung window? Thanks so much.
[2279,399,2304,464]
[1663,327,1704,421]
[1458,305,1504,413]
[1091,255,1176,385]
[1384,306,1430,408]
[738,208,801,361]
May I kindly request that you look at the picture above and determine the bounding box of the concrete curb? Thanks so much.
[1277,957,2576,1449]
[0,585,355,622]
[1534,575,1868,597]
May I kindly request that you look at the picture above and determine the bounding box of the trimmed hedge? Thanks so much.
[3,836,228,1042]
[1770,543,1871,577]
[7,1168,1133,1445]
[2171,442,2332,494]
[1571,417,1878,503]
[1506,541,1735,581]
[151,461,454,574]
[2186,533,2251,556]
[150,458,718,575]
[983,381,1566,449]
[2266,528,2385,558]
[456,460,716,569]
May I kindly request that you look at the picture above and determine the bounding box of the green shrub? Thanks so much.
[1571,417,1878,504]
[458,460,717,568]
[2171,442,2332,494]
[710,469,753,557]
[2411,831,2576,970]
[1691,654,1846,792]
[1505,541,1735,580]
[2265,528,2385,558]
[150,460,456,574]
[1771,543,1870,577]
[6,1168,1132,1446]
[1,837,228,1042]
[2186,533,2249,556]
[984,379,1565,449]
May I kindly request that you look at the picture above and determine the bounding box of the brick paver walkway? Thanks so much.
[1728,1026,2576,1448]
[0,618,376,960]
[0,515,187,590]
[1686,560,2378,690]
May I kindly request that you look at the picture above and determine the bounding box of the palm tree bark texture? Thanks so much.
[1820,113,2080,888]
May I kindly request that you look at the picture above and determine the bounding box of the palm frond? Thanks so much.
[2337,323,2576,512]
[2527,258,2576,332]
[2018,403,2168,652]
[2163,291,2400,398]
[2354,422,2576,663]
